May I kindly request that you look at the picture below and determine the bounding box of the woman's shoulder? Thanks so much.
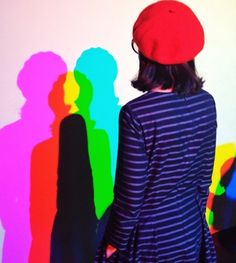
[121,88,216,115]
[192,89,216,105]
[200,88,215,99]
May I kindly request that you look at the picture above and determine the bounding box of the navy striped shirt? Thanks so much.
[96,90,217,262]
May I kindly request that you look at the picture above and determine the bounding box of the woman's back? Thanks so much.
[117,89,217,262]
[130,90,217,212]
[95,90,217,262]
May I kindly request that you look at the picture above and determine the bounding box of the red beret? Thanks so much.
[133,0,204,64]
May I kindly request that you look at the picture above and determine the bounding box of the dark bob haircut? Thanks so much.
[131,53,204,96]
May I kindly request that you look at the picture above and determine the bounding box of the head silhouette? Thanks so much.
[63,71,80,114]
[74,47,118,128]
[17,51,67,104]
[75,47,117,85]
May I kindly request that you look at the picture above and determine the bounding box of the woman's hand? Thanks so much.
[106,244,117,258]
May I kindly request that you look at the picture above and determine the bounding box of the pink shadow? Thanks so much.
[0,52,67,263]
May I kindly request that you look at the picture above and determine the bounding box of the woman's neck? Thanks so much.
[151,86,173,93]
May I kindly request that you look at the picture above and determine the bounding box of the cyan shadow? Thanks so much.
[74,47,121,180]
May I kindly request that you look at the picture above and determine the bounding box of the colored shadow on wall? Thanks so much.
[0,52,67,263]
[50,71,97,263]
[29,73,70,263]
[74,47,121,222]
[0,48,120,262]
[74,47,121,184]
[207,143,236,233]
[50,113,97,263]
[0,220,4,263]
[73,70,113,250]
[50,46,121,262]
[63,72,80,114]
[73,69,114,224]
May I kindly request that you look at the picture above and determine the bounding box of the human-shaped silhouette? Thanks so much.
[50,71,97,263]
[0,52,67,263]
[29,73,69,263]
[73,70,115,248]
[74,47,121,182]
[74,48,121,248]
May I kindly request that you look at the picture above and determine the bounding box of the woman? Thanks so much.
[95,1,217,262]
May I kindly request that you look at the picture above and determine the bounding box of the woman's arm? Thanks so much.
[104,105,149,252]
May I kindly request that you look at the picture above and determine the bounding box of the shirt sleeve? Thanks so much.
[198,137,216,211]
[104,104,149,251]
[198,97,217,211]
